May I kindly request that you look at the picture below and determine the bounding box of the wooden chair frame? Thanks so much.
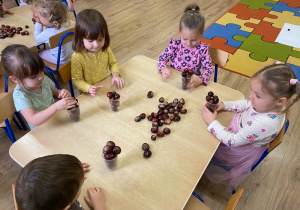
[209,46,229,83]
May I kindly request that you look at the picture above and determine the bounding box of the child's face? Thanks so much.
[21,71,44,91]
[180,27,202,48]
[249,77,279,113]
[32,11,51,27]
[83,35,105,52]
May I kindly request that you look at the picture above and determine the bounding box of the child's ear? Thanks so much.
[9,76,19,84]
[277,97,287,106]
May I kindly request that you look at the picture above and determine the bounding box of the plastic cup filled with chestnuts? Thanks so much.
[181,69,194,90]
[67,98,80,122]
[107,91,120,112]
[102,141,121,170]
[205,91,219,113]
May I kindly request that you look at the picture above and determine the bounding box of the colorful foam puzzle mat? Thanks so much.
[201,0,300,79]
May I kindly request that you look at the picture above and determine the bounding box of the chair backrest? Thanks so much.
[48,26,75,49]
[58,61,71,83]
[268,109,290,152]
[209,46,229,67]
[12,184,20,210]
[184,188,244,210]
[0,91,16,124]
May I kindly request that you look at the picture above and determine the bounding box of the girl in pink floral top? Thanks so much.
[158,4,213,90]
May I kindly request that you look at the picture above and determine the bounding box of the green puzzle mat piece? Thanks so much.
[240,0,277,10]
[233,33,300,62]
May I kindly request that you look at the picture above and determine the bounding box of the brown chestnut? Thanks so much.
[147,115,153,121]
[173,115,181,121]
[152,122,159,127]
[143,150,152,158]
[25,25,29,29]
[107,92,113,98]
[180,109,187,114]
[151,127,158,133]
[103,145,113,154]
[113,146,121,155]
[163,127,171,134]
[139,113,146,119]
[147,91,154,98]
[164,118,171,125]
[157,132,164,137]
[151,135,156,141]
[114,94,120,99]
[104,153,115,160]
[134,116,142,122]
[206,95,212,102]
[106,141,115,148]
[179,98,185,105]
[159,97,164,103]
[142,143,150,151]
[208,91,214,97]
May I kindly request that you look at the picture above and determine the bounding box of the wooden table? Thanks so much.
[9,56,244,210]
[0,5,36,53]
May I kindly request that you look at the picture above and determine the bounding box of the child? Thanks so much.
[1,44,77,130]
[32,0,73,65]
[201,64,300,191]
[0,3,13,20]
[15,154,106,210]
[158,4,213,91]
[71,9,124,96]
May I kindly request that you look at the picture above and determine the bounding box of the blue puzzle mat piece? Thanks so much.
[203,23,250,48]
[286,63,300,80]
[265,2,300,17]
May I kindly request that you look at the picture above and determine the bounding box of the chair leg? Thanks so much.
[45,67,61,89]
[214,64,218,83]
[12,117,22,130]
[15,0,20,6]
[192,192,204,203]
[14,112,27,131]
[69,80,75,97]
[4,119,16,143]
[5,74,8,92]
[284,119,289,134]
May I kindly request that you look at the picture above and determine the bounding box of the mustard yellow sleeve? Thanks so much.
[71,52,92,93]
[107,47,119,73]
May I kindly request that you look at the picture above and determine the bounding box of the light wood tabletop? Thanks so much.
[0,5,36,53]
[9,55,244,210]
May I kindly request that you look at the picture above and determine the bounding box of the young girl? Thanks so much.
[201,64,300,191]
[1,44,77,130]
[71,9,124,96]
[158,4,213,91]
[32,0,73,65]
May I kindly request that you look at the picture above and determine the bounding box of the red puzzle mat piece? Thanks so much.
[279,0,300,8]
[228,3,275,20]
[245,21,281,43]
[201,37,237,54]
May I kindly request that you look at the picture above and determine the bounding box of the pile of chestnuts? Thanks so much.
[181,68,194,78]
[103,141,121,160]
[205,91,219,113]
[0,24,29,39]
[107,91,120,111]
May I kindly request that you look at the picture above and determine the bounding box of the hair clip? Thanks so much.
[275,61,282,64]
[290,79,298,85]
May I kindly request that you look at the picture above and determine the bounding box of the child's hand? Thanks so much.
[84,187,106,210]
[215,102,224,112]
[88,85,103,96]
[82,163,90,173]
[202,105,217,125]
[58,89,72,99]
[111,73,125,88]
[161,68,172,79]
[54,97,77,111]
[190,76,204,91]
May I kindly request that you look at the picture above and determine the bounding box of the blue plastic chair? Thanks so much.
[209,46,229,83]
[43,27,75,97]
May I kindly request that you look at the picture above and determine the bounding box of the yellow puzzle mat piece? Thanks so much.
[225,49,276,77]
[264,11,300,29]
[215,13,260,32]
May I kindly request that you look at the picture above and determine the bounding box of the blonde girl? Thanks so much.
[1,44,77,130]
[32,0,73,65]
[158,4,213,91]
[71,9,124,96]
[202,64,299,191]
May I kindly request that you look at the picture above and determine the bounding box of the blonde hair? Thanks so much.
[179,4,205,35]
[252,64,299,113]
[32,0,68,29]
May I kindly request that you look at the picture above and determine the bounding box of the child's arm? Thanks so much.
[66,0,75,12]
[2,4,14,15]
[111,72,125,88]
[52,88,72,99]
[198,45,214,86]
[33,22,49,43]
[158,39,175,78]
[84,187,106,210]
[107,48,125,88]
[20,97,77,127]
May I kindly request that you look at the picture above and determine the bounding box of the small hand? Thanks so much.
[202,105,217,125]
[3,5,14,15]
[84,187,106,210]
[215,102,224,112]
[88,85,103,96]
[161,68,172,79]
[82,162,90,173]
[190,76,203,91]
[58,89,71,99]
[54,97,77,111]
[111,74,125,88]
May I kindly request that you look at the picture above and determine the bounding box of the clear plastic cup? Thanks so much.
[205,103,218,113]
[67,105,80,122]
[182,75,192,90]
[103,155,118,170]
[109,98,120,112]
